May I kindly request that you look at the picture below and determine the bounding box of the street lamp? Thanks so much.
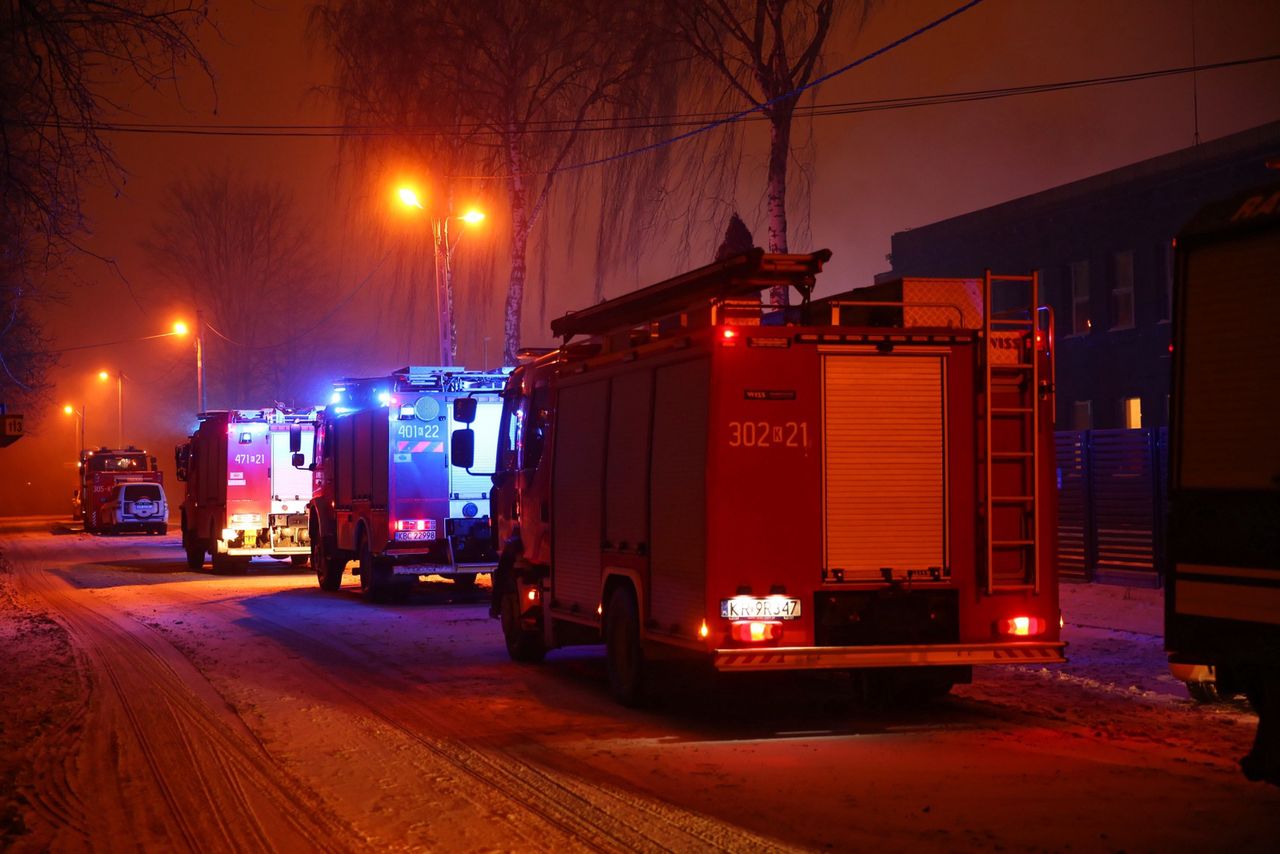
[97,369,126,447]
[396,185,485,366]
[63,403,85,460]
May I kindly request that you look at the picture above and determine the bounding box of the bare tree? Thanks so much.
[0,1,211,418]
[666,0,864,305]
[314,0,662,366]
[143,169,328,408]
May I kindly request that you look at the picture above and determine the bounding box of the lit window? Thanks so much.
[1070,261,1090,335]
[1111,250,1135,330]
[1123,397,1142,429]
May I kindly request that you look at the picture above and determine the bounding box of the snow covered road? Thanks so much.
[3,519,1277,851]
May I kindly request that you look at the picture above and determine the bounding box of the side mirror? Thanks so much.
[288,424,302,453]
[292,452,306,469]
[451,428,475,469]
[453,396,477,424]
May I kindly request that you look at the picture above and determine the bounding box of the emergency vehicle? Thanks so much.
[452,249,1064,705]
[1166,183,1280,783]
[76,446,166,534]
[175,408,318,573]
[301,366,506,599]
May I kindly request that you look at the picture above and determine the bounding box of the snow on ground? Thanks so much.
[2,519,1277,852]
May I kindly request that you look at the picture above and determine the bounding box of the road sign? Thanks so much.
[2,412,24,447]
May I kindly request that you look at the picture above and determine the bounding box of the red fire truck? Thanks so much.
[76,446,166,534]
[452,249,1064,705]
[302,366,507,599]
[175,408,318,573]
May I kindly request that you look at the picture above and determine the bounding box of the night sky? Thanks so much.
[5,0,1279,514]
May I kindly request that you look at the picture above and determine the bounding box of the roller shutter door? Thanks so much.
[552,380,609,615]
[824,355,946,580]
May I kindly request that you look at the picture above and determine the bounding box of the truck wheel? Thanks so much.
[358,536,394,602]
[453,574,478,589]
[290,554,309,568]
[605,586,644,707]
[313,537,344,591]
[184,539,206,570]
[501,590,545,663]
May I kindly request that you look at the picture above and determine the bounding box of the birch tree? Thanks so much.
[666,0,861,305]
[315,0,660,366]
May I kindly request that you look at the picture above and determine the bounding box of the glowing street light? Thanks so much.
[395,185,485,366]
[63,403,85,460]
[97,369,126,447]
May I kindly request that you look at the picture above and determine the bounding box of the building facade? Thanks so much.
[884,121,1280,430]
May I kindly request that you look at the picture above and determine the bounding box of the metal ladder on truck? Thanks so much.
[982,270,1043,593]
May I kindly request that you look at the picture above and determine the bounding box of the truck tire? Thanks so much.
[358,535,397,602]
[184,538,206,570]
[501,590,545,663]
[605,585,644,707]
[313,536,344,592]
[452,574,478,590]
[290,554,309,568]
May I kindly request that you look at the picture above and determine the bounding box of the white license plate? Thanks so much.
[720,596,802,621]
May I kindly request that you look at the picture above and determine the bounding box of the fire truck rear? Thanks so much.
[453,249,1063,705]
[303,366,506,599]
[175,409,317,573]
[77,446,165,534]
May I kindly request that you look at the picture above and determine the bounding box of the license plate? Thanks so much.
[720,596,802,621]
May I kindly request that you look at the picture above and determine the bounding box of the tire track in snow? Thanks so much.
[159,584,798,853]
[5,537,370,852]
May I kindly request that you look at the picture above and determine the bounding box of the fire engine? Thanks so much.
[1166,182,1280,784]
[76,446,166,535]
[299,366,507,599]
[175,408,318,573]
[451,249,1064,705]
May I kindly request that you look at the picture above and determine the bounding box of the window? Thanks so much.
[1071,400,1092,430]
[1069,261,1090,335]
[1123,397,1143,429]
[1111,250,1135,329]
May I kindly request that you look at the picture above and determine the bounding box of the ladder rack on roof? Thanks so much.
[550,249,832,341]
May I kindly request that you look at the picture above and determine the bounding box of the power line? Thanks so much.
[44,51,1277,141]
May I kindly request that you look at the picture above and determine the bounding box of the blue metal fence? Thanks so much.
[1053,428,1167,586]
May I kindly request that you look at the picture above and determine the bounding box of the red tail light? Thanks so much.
[731,621,783,644]
[1001,616,1046,637]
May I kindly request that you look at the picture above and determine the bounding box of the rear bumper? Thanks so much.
[713,641,1066,672]
[389,561,497,577]
[226,546,308,556]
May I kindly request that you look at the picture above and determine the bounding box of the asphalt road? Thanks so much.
[2,518,1277,852]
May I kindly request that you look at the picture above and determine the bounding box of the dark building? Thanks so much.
[884,121,1280,431]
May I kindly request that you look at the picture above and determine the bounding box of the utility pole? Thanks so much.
[196,309,207,413]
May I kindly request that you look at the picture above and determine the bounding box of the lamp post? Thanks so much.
[193,311,206,413]
[63,403,85,460]
[98,369,124,447]
[397,187,484,366]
